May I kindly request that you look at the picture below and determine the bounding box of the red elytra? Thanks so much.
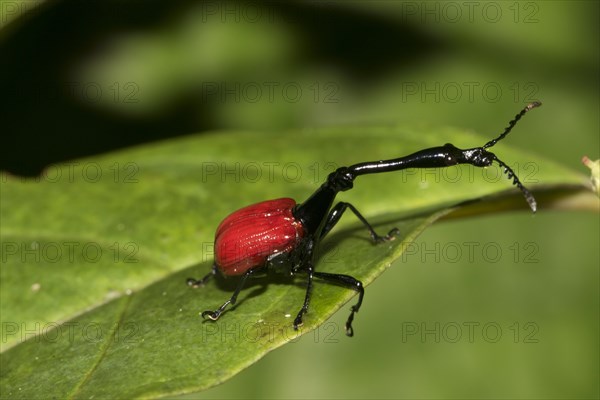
[214,197,305,276]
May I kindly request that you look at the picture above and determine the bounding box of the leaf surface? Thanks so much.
[0,126,591,398]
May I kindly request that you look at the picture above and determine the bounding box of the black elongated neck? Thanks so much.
[349,144,473,176]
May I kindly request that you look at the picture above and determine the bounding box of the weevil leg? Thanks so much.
[320,202,399,243]
[201,267,258,320]
[293,263,315,330]
[313,271,364,337]
[187,264,218,288]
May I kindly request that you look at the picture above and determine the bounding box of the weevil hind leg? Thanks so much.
[313,271,364,337]
[187,264,218,288]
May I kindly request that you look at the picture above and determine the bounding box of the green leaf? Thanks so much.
[0,126,592,398]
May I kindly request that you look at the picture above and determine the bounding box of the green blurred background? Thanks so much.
[1,0,598,398]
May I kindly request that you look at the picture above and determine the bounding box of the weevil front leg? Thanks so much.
[200,267,259,321]
[313,271,364,337]
[320,201,399,242]
[187,264,218,288]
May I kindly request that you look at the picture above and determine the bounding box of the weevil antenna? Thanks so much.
[483,101,542,149]
[493,156,537,212]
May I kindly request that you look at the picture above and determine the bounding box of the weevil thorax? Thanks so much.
[292,167,355,237]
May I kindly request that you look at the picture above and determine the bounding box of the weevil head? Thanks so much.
[459,147,496,167]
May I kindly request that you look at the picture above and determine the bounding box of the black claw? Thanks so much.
[373,227,400,243]
[345,325,354,337]
[387,227,400,239]
[187,278,201,288]
[293,313,304,330]
[201,310,220,320]
[345,305,358,337]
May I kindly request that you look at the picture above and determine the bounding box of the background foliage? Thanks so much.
[1,1,598,399]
